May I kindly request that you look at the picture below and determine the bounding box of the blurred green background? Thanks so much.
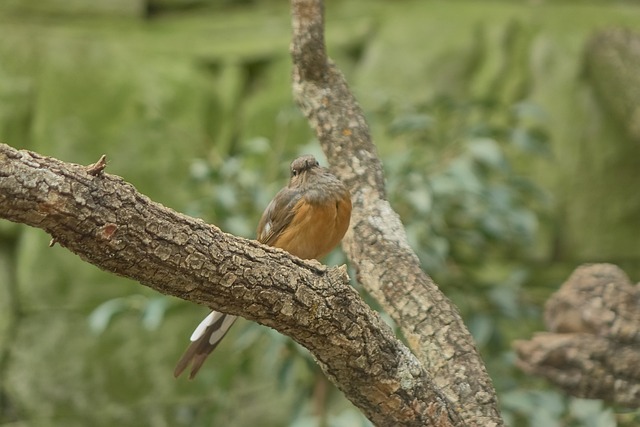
[1,0,639,426]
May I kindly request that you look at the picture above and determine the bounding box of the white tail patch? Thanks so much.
[209,314,238,345]
[190,311,222,341]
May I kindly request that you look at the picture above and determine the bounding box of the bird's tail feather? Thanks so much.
[174,311,238,379]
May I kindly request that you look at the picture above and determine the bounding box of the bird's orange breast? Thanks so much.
[271,194,351,260]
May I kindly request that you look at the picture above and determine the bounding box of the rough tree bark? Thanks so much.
[0,1,508,426]
[515,263,640,408]
[0,144,456,427]
[290,1,502,426]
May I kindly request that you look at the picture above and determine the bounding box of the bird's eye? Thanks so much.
[291,169,298,177]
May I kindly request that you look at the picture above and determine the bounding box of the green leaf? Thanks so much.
[388,113,434,135]
[141,296,169,330]
[569,398,616,427]
[88,298,128,334]
[467,137,505,168]
[469,314,494,346]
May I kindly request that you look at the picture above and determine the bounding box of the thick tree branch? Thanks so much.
[515,264,640,407]
[290,1,503,426]
[0,143,454,427]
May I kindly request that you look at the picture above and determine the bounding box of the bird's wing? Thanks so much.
[256,186,303,245]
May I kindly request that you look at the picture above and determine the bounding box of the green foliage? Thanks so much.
[501,391,618,427]
[88,295,171,334]
[381,96,550,276]
[375,91,554,422]
[363,9,633,424]
[1,1,640,426]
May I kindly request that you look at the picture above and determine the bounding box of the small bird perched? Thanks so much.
[174,155,352,379]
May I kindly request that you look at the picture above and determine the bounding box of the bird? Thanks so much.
[174,154,352,379]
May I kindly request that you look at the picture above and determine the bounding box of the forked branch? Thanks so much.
[291,0,503,425]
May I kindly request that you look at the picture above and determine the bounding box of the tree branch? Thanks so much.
[515,263,640,407]
[0,143,453,427]
[290,1,503,426]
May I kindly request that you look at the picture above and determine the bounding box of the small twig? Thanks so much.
[86,155,107,176]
